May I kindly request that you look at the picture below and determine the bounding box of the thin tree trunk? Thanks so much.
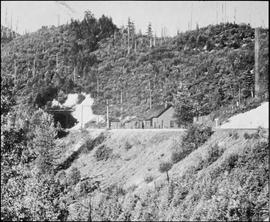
[166,171,169,183]
[87,196,92,222]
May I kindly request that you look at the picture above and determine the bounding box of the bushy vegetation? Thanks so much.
[171,124,213,163]
[94,145,113,161]
[124,141,133,150]
[244,127,267,140]
[68,167,81,186]
[75,137,268,222]
[144,175,154,183]
[159,161,173,182]
[1,20,268,122]
[82,133,106,153]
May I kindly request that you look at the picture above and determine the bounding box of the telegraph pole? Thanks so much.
[120,90,123,119]
[127,18,130,54]
[14,59,17,87]
[234,8,236,24]
[106,99,110,129]
[254,28,260,98]
[149,80,152,109]
[56,53,59,71]
[73,66,76,82]
[216,2,218,24]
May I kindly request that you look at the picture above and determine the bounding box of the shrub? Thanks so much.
[69,167,81,186]
[171,124,213,164]
[243,132,252,140]
[124,141,132,150]
[232,131,239,140]
[182,124,213,151]
[159,161,173,182]
[171,150,190,164]
[144,175,154,183]
[225,153,239,172]
[83,133,106,153]
[127,184,138,192]
[255,126,266,139]
[207,143,224,165]
[94,145,113,161]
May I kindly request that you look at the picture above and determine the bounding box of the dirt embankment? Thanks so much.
[56,128,269,221]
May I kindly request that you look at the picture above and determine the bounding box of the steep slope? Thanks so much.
[55,127,268,221]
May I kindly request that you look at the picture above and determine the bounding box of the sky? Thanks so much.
[1,1,269,36]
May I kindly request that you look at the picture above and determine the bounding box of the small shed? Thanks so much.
[124,117,143,129]
[110,118,121,129]
[152,106,178,128]
[143,105,166,128]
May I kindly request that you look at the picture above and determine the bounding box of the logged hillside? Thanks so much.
[51,127,269,221]
[1,13,269,125]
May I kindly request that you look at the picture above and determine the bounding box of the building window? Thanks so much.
[170,121,174,128]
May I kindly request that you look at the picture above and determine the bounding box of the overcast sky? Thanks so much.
[1,1,269,36]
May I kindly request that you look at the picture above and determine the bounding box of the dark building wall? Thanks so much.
[152,107,178,128]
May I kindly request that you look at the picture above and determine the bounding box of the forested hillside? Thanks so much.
[1,11,269,222]
[1,11,269,125]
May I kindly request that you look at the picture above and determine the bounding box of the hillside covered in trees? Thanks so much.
[1,11,269,126]
[1,11,269,222]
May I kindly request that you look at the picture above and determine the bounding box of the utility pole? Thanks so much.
[5,6,8,27]
[190,3,193,30]
[97,74,99,93]
[238,84,241,105]
[221,3,224,23]
[73,66,76,82]
[216,2,218,24]
[56,53,59,71]
[127,18,130,54]
[120,90,123,120]
[254,28,260,98]
[234,8,236,24]
[14,59,17,87]
[57,14,60,26]
[149,80,152,109]
[16,17,18,34]
[33,57,36,76]
[106,99,110,129]
[10,14,13,31]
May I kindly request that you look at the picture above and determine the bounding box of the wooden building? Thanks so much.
[110,118,121,129]
[144,105,179,128]
[124,117,143,129]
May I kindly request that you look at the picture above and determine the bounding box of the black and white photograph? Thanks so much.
[1,1,269,221]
